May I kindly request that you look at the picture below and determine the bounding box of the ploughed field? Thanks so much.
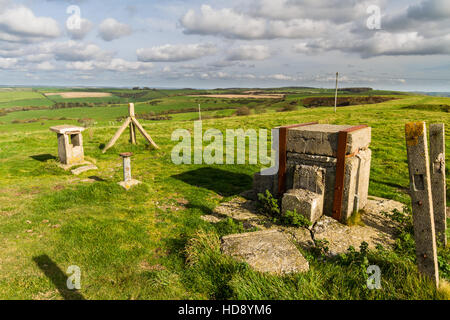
[0,87,449,300]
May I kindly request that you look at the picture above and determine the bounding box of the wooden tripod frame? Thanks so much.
[102,103,159,153]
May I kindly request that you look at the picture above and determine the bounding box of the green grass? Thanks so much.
[0,90,54,109]
[0,88,448,300]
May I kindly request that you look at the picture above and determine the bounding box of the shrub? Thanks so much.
[277,104,297,112]
[235,106,250,116]
[257,190,280,217]
[281,209,312,228]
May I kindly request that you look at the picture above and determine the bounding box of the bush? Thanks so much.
[281,209,312,228]
[277,104,297,112]
[235,106,250,116]
[257,190,280,217]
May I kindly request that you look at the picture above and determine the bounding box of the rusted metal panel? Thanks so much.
[277,122,318,195]
[332,125,368,221]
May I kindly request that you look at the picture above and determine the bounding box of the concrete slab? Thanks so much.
[59,160,92,171]
[313,198,406,256]
[71,164,98,175]
[213,197,261,221]
[287,124,371,157]
[50,125,85,134]
[221,230,309,274]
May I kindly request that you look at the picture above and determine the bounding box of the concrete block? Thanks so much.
[282,189,324,224]
[287,124,371,157]
[118,179,141,190]
[293,165,325,194]
[253,171,278,197]
[286,149,371,221]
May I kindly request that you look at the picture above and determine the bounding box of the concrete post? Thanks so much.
[118,152,141,190]
[405,122,439,287]
[121,153,132,182]
[430,123,447,247]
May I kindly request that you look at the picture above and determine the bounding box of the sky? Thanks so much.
[0,0,449,91]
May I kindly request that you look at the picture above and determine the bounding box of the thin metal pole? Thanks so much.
[334,72,339,113]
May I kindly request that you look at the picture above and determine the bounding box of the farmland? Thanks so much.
[0,87,448,300]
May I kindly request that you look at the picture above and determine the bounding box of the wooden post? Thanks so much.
[334,72,339,113]
[430,123,447,247]
[103,103,159,153]
[405,122,439,287]
[130,123,136,145]
[128,103,135,117]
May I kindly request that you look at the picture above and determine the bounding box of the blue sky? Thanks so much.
[0,0,449,90]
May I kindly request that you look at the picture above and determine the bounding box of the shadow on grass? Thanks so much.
[33,255,85,300]
[88,175,106,182]
[30,154,57,162]
[172,167,252,197]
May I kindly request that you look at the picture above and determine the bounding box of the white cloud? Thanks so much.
[0,3,60,43]
[295,31,450,58]
[98,18,132,41]
[36,61,55,71]
[253,0,377,24]
[50,41,111,62]
[67,58,153,72]
[226,45,271,61]
[137,43,217,62]
[407,0,450,20]
[181,5,267,39]
[67,18,94,40]
[180,4,335,40]
[0,57,17,69]
[24,53,53,62]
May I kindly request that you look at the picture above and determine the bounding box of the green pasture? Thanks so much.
[0,89,448,300]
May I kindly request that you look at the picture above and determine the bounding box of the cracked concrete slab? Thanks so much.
[213,193,408,259]
[221,230,310,274]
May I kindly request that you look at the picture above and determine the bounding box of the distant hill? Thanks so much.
[413,92,450,97]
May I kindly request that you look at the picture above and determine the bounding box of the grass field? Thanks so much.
[0,87,448,300]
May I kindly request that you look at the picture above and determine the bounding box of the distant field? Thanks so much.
[45,92,113,99]
[0,90,53,109]
[188,94,285,99]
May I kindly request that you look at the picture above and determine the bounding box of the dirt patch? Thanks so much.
[189,94,285,99]
[302,96,397,108]
[45,92,112,99]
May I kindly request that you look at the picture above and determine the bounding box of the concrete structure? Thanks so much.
[221,230,309,274]
[71,164,98,176]
[429,123,447,247]
[405,122,439,288]
[253,123,372,224]
[282,189,324,224]
[118,152,141,190]
[50,125,86,166]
